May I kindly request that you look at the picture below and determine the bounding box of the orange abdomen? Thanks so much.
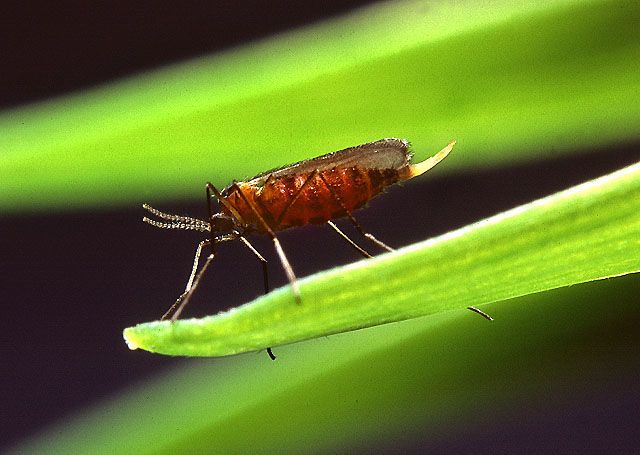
[223,166,401,233]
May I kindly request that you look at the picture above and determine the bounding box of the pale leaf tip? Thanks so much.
[123,327,141,350]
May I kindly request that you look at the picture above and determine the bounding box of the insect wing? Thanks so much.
[249,138,410,184]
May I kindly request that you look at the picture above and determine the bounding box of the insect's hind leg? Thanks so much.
[348,214,394,252]
[270,171,374,259]
[162,239,213,321]
[467,306,494,321]
[205,183,225,249]
[317,173,394,253]
[326,220,372,258]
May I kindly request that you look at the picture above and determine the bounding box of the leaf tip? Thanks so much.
[122,327,141,350]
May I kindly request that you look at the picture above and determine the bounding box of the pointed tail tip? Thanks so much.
[407,139,456,178]
[442,139,456,154]
[440,139,457,158]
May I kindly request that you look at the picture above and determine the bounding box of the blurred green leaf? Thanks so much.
[1,0,639,212]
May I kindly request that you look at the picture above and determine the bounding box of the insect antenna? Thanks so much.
[142,203,211,232]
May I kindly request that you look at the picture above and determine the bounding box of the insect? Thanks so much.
[143,138,485,359]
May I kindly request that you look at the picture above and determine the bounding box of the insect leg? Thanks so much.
[206,182,245,223]
[159,184,225,321]
[326,220,372,258]
[161,239,212,321]
[271,169,371,256]
[346,214,394,252]
[467,306,494,321]
[229,182,301,304]
[238,235,269,294]
[238,235,276,361]
[317,173,394,252]
[271,235,301,304]
[205,184,216,241]
[206,182,248,244]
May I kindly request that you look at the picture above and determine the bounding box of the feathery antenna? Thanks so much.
[142,204,210,232]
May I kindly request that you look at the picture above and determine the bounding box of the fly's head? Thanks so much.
[210,213,242,241]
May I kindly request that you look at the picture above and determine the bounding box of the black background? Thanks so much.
[1,1,639,452]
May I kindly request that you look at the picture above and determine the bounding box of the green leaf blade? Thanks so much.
[124,160,640,356]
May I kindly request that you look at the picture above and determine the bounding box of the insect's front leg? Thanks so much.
[237,235,269,295]
[237,233,276,361]
[228,182,301,305]
[161,239,212,321]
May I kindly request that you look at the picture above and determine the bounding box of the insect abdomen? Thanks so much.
[230,166,400,231]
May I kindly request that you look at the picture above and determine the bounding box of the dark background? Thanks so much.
[1,1,639,452]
